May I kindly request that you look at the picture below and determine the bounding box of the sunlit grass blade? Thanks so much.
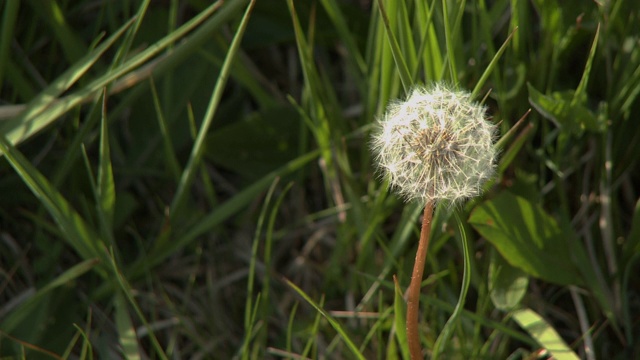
[170,0,255,216]
[494,109,531,151]
[111,0,150,67]
[471,27,517,99]
[572,23,600,106]
[285,279,366,360]
[0,0,229,148]
[376,0,412,91]
[0,18,133,150]
[365,3,390,117]
[511,308,580,360]
[395,1,417,80]
[412,0,439,80]
[441,0,460,83]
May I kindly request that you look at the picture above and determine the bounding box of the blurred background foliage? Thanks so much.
[0,0,639,359]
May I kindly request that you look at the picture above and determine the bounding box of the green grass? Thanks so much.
[1,0,640,359]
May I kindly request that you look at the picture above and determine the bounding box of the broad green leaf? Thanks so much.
[511,308,580,360]
[469,191,583,286]
[527,83,606,135]
[488,248,528,311]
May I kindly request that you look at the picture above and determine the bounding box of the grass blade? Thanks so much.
[392,276,410,360]
[471,27,517,99]
[433,211,472,359]
[129,149,319,280]
[115,292,142,360]
[376,0,413,91]
[0,259,99,334]
[0,0,20,87]
[571,23,600,106]
[285,278,366,360]
[0,18,133,150]
[97,89,115,235]
[170,0,256,216]
[0,136,104,264]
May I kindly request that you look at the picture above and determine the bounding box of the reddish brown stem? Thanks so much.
[407,202,434,360]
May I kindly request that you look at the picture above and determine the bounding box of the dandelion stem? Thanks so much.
[407,201,434,360]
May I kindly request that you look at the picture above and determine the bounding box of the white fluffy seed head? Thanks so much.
[371,84,498,205]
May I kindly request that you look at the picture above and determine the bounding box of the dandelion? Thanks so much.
[371,83,497,359]
[371,83,497,205]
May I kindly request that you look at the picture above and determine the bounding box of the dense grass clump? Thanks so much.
[1,1,640,359]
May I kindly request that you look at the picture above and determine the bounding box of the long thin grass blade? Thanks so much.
[0,136,103,263]
[170,0,256,216]
[285,278,366,360]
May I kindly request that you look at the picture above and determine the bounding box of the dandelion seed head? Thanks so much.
[371,84,498,205]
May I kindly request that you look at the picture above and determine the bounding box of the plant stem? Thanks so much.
[407,201,434,360]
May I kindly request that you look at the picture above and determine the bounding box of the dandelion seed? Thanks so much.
[371,83,498,205]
